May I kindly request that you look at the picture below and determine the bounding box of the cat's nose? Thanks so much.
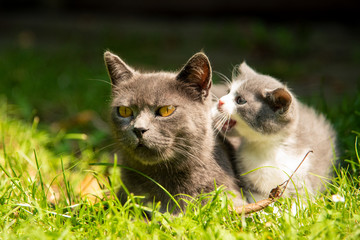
[133,127,149,138]
[218,100,225,109]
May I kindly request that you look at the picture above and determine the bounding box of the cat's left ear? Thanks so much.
[265,88,292,114]
[176,52,212,101]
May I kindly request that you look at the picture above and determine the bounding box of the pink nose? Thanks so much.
[218,100,224,109]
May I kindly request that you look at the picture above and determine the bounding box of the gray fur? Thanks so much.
[104,51,246,213]
[215,62,338,202]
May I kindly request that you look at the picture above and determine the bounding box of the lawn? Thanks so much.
[1,13,360,239]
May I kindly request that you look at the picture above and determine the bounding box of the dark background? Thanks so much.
[1,0,359,156]
[1,0,359,20]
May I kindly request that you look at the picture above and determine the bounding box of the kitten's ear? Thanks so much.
[265,88,292,113]
[176,52,212,100]
[104,51,135,85]
[237,62,257,78]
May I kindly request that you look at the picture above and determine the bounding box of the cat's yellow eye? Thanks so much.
[118,106,133,118]
[158,105,176,117]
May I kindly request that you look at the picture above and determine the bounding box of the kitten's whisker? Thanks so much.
[213,117,227,138]
[214,71,232,85]
[222,115,232,140]
[213,111,229,124]
[211,93,219,101]
[213,113,225,122]
[213,113,228,131]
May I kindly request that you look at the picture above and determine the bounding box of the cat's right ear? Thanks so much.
[104,51,134,85]
[176,52,212,101]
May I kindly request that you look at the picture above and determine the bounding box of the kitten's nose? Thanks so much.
[218,100,225,109]
[133,127,149,139]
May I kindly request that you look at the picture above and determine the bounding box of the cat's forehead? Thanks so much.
[231,75,283,94]
[111,72,184,107]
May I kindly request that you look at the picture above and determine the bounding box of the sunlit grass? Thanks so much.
[1,96,360,239]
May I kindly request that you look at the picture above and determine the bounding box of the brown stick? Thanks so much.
[233,150,313,215]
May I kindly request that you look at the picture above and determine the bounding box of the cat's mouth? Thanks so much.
[136,140,149,150]
[133,141,168,164]
[135,140,158,155]
[222,118,237,131]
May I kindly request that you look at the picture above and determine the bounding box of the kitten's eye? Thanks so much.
[235,96,247,105]
[158,105,176,117]
[118,106,133,118]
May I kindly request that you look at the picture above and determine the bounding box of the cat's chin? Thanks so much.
[129,144,170,165]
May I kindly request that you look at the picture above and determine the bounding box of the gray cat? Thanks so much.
[215,62,338,202]
[104,51,246,213]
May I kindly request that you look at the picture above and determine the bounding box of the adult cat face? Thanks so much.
[217,62,297,140]
[104,52,213,165]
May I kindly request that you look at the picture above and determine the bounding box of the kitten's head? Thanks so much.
[216,62,297,141]
[104,51,213,165]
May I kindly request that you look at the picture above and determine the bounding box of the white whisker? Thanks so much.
[214,71,232,85]
[88,78,116,88]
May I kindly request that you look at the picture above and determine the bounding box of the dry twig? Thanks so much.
[234,150,313,215]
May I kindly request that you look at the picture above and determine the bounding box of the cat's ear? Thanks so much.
[104,51,135,85]
[265,88,292,114]
[176,52,212,100]
[237,62,257,78]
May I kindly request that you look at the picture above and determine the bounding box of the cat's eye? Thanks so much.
[158,105,176,117]
[118,106,133,118]
[235,96,247,105]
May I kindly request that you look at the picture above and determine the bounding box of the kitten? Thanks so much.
[104,51,246,213]
[215,62,338,202]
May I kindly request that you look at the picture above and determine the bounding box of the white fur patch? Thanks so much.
[239,137,311,202]
[219,94,236,115]
[219,80,243,115]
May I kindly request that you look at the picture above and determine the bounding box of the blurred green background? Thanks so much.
[1,3,359,164]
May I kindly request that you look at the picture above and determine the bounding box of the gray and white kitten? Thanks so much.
[215,62,338,202]
[104,51,246,213]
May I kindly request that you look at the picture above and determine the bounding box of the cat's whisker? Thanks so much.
[156,149,168,165]
[173,145,206,168]
[173,137,204,163]
[96,142,119,152]
[88,78,116,88]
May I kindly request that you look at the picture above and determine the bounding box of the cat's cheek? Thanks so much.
[116,132,138,149]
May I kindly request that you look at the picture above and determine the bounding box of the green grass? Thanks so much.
[1,88,360,239]
[1,16,360,239]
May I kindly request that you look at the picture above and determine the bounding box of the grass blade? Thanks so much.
[0,164,27,196]
[355,136,360,165]
[34,150,46,204]
[90,162,183,214]
[61,157,71,206]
